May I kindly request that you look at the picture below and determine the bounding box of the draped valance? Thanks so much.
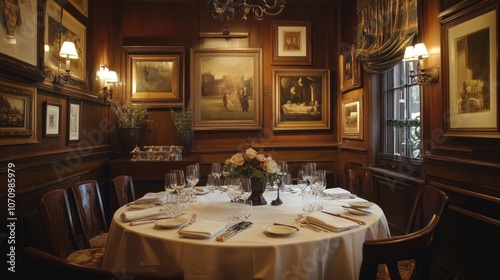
[356,0,418,74]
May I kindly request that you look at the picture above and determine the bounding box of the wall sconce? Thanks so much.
[403,43,439,85]
[97,65,118,101]
[53,41,79,85]
[207,0,286,21]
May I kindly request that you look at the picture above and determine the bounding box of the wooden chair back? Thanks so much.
[359,185,449,279]
[23,247,184,280]
[39,188,78,258]
[69,180,108,248]
[348,168,373,200]
[112,175,136,207]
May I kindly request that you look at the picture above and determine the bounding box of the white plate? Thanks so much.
[264,225,298,236]
[128,203,155,210]
[195,187,209,195]
[349,201,374,208]
[155,218,188,229]
[345,208,371,215]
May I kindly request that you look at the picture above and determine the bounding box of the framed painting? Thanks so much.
[45,0,87,85]
[191,48,262,130]
[442,1,498,136]
[438,0,482,18]
[0,80,37,145]
[123,46,185,108]
[68,99,81,143]
[341,95,363,140]
[69,0,88,17]
[272,69,330,131]
[44,101,61,137]
[271,20,311,65]
[339,45,362,93]
[0,0,44,80]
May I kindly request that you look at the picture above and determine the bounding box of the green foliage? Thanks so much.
[170,104,192,130]
[110,99,149,128]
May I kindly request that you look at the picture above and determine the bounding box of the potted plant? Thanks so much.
[170,104,194,156]
[110,99,149,157]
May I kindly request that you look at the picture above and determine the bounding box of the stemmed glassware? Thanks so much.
[226,177,242,220]
[186,164,200,201]
[169,169,186,203]
[271,161,287,206]
[240,177,252,219]
[311,170,326,210]
[206,174,215,193]
[211,163,222,190]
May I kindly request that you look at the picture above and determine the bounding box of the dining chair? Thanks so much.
[112,175,136,207]
[69,180,108,249]
[358,185,449,280]
[38,189,104,267]
[348,168,373,201]
[24,246,185,280]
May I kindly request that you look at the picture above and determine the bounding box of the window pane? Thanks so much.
[383,61,421,159]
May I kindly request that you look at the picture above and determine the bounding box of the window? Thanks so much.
[382,61,421,159]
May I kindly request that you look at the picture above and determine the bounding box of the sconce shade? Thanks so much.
[412,43,429,59]
[106,71,118,83]
[403,46,416,61]
[59,41,79,59]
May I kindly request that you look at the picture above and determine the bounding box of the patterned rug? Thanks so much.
[376,260,415,280]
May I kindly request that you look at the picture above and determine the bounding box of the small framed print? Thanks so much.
[342,95,363,140]
[339,45,362,93]
[68,100,81,142]
[271,20,312,65]
[44,101,61,137]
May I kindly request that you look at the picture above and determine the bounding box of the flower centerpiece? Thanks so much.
[109,99,149,157]
[224,147,279,205]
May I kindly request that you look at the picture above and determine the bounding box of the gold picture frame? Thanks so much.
[339,45,362,93]
[442,1,498,136]
[0,80,37,145]
[191,48,262,130]
[341,95,363,140]
[124,46,185,108]
[271,20,312,65]
[273,69,330,131]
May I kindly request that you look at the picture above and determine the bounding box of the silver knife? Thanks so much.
[216,221,253,242]
[320,211,366,225]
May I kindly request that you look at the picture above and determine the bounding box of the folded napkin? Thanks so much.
[178,219,226,239]
[323,188,356,199]
[305,212,359,232]
[127,192,169,206]
[120,206,163,222]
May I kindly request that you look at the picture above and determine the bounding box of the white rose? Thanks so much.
[246,148,257,159]
[265,158,278,174]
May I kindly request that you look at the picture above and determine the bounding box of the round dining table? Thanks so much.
[102,187,390,280]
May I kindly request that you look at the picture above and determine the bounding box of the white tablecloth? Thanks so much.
[102,188,390,280]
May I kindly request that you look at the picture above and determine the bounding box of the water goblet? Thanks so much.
[169,170,185,203]
[206,174,215,193]
[186,165,200,201]
[226,178,242,220]
[211,163,222,190]
[297,179,308,196]
[240,177,253,219]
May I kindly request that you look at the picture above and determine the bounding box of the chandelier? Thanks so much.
[207,0,286,21]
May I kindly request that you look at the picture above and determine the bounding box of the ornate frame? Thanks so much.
[442,1,498,137]
[271,20,312,65]
[341,95,363,140]
[123,46,185,108]
[191,48,262,130]
[0,80,38,145]
[272,69,330,131]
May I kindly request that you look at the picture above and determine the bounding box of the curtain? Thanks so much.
[356,0,418,74]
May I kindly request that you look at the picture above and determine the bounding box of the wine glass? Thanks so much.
[211,163,222,190]
[226,178,242,220]
[297,179,308,196]
[311,170,326,210]
[164,172,176,194]
[206,174,215,193]
[271,161,287,206]
[240,177,252,219]
[186,165,200,200]
[169,170,185,203]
